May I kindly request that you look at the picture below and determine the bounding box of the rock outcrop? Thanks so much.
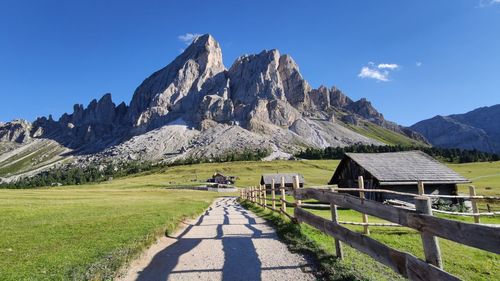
[0,33,428,179]
[0,119,32,143]
[411,105,500,153]
[31,93,129,150]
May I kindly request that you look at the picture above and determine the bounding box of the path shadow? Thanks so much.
[136,197,268,281]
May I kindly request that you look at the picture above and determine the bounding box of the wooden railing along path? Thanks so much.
[239,176,500,281]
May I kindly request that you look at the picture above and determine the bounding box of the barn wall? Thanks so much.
[381,184,458,203]
[336,159,380,200]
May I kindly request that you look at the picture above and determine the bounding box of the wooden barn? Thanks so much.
[328,151,470,202]
[208,172,237,185]
[261,173,304,190]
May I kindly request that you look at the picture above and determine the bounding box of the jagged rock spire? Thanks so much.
[129,34,225,128]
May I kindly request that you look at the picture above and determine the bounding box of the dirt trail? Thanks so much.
[118,197,315,281]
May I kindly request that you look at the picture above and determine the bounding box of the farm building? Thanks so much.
[261,173,304,190]
[328,151,470,202]
[207,172,237,185]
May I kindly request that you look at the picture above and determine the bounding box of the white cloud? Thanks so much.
[178,33,202,45]
[416,61,422,67]
[358,61,400,81]
[479,0,500,7]
[358,66,389,82]
[377,63,399,70]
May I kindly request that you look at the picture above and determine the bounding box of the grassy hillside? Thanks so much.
[0,140,69,177]
[345,121,425,146]
[449,161,500,196]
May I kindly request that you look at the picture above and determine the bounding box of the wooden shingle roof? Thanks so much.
[261,173,304,185]
[330,151,470,185]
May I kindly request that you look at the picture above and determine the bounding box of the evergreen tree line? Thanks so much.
[295,144,500,163]
[0,148,271,189]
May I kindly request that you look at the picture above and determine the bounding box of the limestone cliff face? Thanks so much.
[128,34,226,128]
[0,119,32,143]
[227,49,307,127]
[31,93,129,149]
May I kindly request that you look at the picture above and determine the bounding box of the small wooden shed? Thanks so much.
[329,151,470,202]
[260,173,304,190]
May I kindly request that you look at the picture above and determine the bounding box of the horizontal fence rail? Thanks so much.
[294,188,500,254]
[294,207,459,280]
[240,175,500,281]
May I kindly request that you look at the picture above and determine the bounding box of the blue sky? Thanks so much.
[0,0,499,126]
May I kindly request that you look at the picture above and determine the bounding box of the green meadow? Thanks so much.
[0,160,498,280]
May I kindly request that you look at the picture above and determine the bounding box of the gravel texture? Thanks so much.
[118,197,315,281]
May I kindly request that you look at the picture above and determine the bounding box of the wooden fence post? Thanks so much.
[260,185,266,206]
[418,181,425,195]
[415,196,443,269]
[252,186,255,203]
[280,176,287,214]
[469,185,480,224]
[258,185,262,205]
[263,184,267,208]
[358,176,370,235]
[294,175,302,208]
[271,178,276,211]
[330,188,343,259]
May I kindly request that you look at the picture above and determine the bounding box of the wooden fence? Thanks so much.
[239,176,500,281]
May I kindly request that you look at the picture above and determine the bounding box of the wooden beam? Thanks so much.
[262,184,267,207]
[358,176,370,235]
[295,188,500,254]
[330,190,343,259]
[271,178,276,211]
[293,175,302,207]
[469,185,480,224]
[415,197,442,269]
[418,181,425,195]
[280,177,287,214]
[294,208,459,281]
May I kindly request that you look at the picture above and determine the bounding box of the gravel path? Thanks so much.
[118,197,315,281]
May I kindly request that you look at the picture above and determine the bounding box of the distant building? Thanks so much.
[329,151,470,202]
[207,172,237,185]
[260,173,305,190]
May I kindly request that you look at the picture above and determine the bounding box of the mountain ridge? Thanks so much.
[411,104,500,154]
[0,34,425,181]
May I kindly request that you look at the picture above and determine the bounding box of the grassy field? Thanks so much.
[93,159,341,189]
[0,159,498,280]
[0,188,220,280]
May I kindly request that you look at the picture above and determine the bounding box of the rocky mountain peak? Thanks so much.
[128,33,225,128]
